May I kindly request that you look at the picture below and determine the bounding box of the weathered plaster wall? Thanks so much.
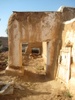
[8,20,22,67]
[62,19,75,47]
[58,6,75,21]
[60,19,75,80]
[7,12,62,78]
[8,12,62,42]
[25,42,42,54]
[7,6,75,78]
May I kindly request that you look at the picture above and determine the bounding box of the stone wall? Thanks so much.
[6,6,75,79]
[57,18,75,94]
[7,11,62,78]
[62,19,75,77]
[62,19,75,47]
[58,6,75,21]
[8,12,62,42]
[41,7,75,78]
[0,37,8,47]
[25,42,42,54]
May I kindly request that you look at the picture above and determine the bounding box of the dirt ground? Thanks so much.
[0,52,74,100]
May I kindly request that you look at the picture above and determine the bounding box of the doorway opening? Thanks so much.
[22,42,47,75]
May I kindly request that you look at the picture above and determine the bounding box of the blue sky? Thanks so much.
[0,0,75,37]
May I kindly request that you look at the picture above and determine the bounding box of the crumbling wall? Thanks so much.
[26,42,42,54]
[60,18,75,80]
[8,12,62,42]
[7,12,62,78]
[62,19,75,47]
[6,6,75,79]
[58,6,75,21]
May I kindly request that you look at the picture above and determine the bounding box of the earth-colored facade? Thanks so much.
[6,6,75,81]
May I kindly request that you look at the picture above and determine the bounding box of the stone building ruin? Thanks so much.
[6,6,75,81]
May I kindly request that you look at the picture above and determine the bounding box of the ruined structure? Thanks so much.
[6,6,75,80]
[23,42,42,55]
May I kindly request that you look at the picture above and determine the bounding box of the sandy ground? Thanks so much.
[0,52,74,100]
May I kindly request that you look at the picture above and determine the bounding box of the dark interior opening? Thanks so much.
[32,48,40,54]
